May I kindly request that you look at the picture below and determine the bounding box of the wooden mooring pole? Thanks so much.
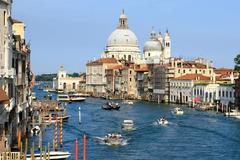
[75,139,78,160]
[83,134,86,160]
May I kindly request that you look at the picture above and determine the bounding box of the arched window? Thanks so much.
[112,55,114,58]
[128,55,131,61]
[73,83,76,90]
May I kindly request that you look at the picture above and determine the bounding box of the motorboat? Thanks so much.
[103,133,123,145]
[121,120,134,130]
[172,107,184,115]
[42,114,70,123]
[123,100,134,105]
[156,117,168,125]
[26,151,71,160]
[224,109,240,117]
[31,126,41,136]
[57,94,71,102]
[102,102,120,110]
[68,93,86,102]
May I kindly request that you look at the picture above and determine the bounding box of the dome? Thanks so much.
[107,29,139,47]
[144,39,162,52]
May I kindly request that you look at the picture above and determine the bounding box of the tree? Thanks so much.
[234,54,240,71]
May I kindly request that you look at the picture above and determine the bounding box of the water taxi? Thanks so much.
[122,120,134,130]
[69,93,86,102]
[57,94,71,102]
[103,133,123,145]
[26,151,71,160]
[172,107,184,115]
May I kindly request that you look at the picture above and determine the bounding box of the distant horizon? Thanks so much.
[12,0,240,74]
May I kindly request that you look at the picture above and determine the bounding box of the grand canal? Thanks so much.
[33,87,240,160]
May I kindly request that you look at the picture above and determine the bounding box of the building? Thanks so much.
[170,74,211,104]
[86,58,119,96]
[102,10,141,63]
[235,76,240,109]
[54,66,86,93]
[0,0,33,152]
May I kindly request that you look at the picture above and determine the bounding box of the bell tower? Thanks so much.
[163,29,171,59]
[118,10,128,29]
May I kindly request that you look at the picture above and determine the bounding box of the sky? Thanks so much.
[12,0,240,74]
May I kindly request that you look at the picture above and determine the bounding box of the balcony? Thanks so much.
[0,68,15,78]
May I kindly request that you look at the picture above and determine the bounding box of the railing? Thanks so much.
[0,152,22,160]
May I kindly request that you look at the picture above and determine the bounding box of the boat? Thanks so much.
[121,120,134,130]
[103,133,123,145]
[224,109,240,117]
[123,100,134,105]
[42,114,70,123]
[31,126,41,136]
[68,93,86,102]
[156,117,168,125]
[102,102,120,110]
[57,93,85,102]
[57,94,71,102]
[26,151,71,160]
[172,107,184,115]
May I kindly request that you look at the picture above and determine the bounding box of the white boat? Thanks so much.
[122,120,134,130]
[69,93,86,102]
[172,107,184,115]
[26,151,71,160]
[123,100,134,105]
[103,133,123,145]
[57,94,71,102]
[224,109,240,117]
[156,118,168,125]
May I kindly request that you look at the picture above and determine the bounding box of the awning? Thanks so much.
[192,97,201,103]
[0,89,10,104]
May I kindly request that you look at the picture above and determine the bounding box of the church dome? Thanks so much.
[144,40,162,52]
[144,30,162,52]
[107,29,139,47]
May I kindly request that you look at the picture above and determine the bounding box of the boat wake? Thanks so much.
[93,136,129,146]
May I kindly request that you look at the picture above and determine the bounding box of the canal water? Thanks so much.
[33,87,240,160]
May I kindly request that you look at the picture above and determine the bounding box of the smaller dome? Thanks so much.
[144,39,162,52]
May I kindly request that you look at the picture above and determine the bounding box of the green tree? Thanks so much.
[234,54,240,71]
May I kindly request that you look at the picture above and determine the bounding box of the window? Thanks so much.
[130,70,132,74]
[124,55,126,59]
[112,55,114,58]
[148,53,150,57]
[130,78,132,82]
[183,69,185,73]
[195,70,198,74]
[219,91,221,97]
[73,83,76,90]
[4,11,6,26]
[230,91,232,98]
[226,91,228,98]
[63,83,66,89]
[203,70,205,74]
[222,91,224,97]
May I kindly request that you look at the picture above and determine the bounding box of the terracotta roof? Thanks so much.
[106,65,123,70]
[0,89,10,104]
[173,74,211,81]
[87,58,118,65]
[181,61,209,69]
